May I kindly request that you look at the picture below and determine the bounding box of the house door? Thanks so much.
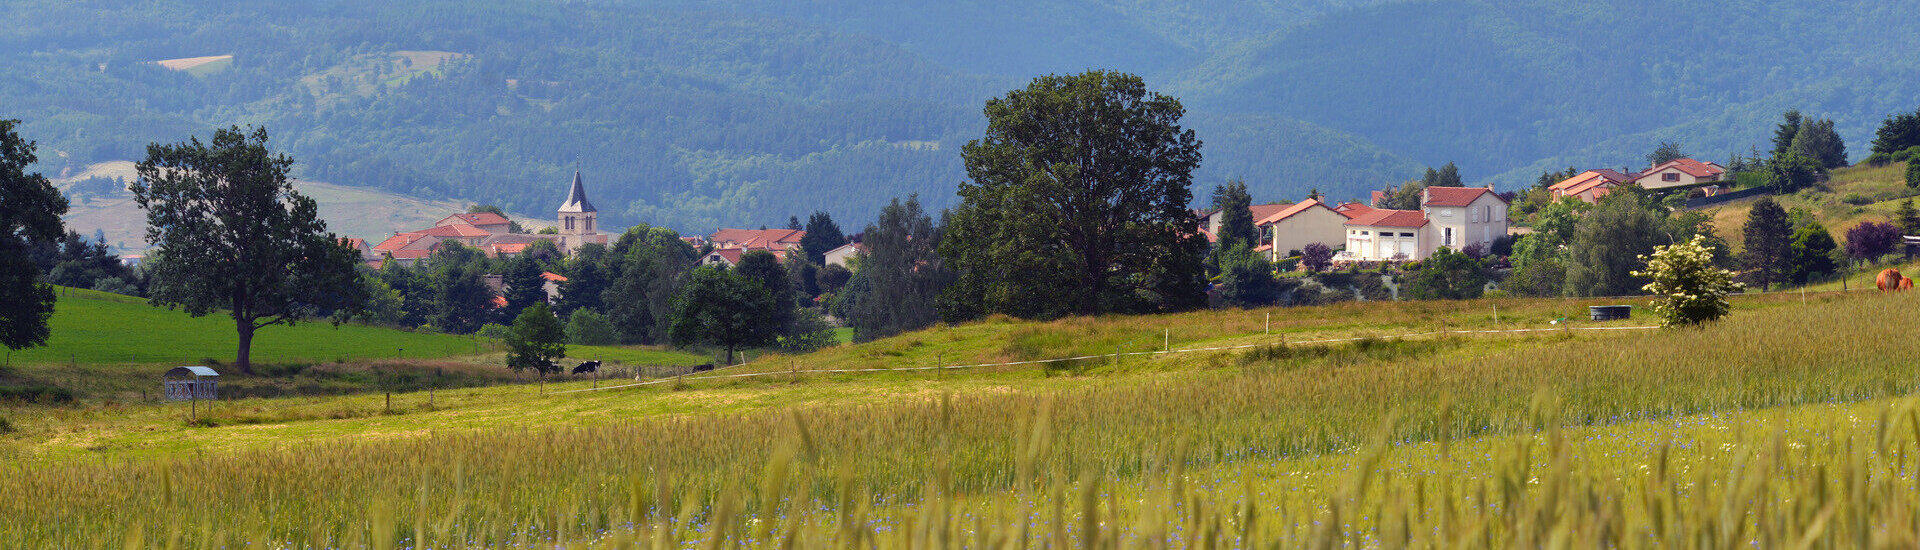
[1399,239,1416,257]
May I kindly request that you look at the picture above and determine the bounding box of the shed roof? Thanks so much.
[166,366,220,377]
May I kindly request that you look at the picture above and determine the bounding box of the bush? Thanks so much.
[0,384,75,404]
[1633,235,1741,326]
[0,416,13,434]
[564,310,620,346]
[1842,193,1873,205]
[475,323,511,340]
[1897,146,1920,163]
[777,308,838,353]
[1866,152,1893,167]
[1909,161,1920,189]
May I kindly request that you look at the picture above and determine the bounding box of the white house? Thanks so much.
[1339,186,1509,262]
[1631,158,1726,191]
[823,242,863,268]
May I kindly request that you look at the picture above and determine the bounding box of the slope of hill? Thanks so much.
[1174,0,1920,189]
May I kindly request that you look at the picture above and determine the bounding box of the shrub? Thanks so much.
[1633,235,1742,326]
[1842,193,1873,205]
[0,385,75,404]
[1897,146,1920,163]
[475,323,511,340]
[0,416,13,434]
[564,310,619,346]
[1909,161,1920,189]
[1866,152,1893,167]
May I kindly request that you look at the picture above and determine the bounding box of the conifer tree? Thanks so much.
[1742,197,1792,291]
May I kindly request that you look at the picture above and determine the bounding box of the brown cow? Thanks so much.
[1903,277,1914,291]
[1878,268,1904,291]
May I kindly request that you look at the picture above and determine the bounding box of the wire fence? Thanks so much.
[548,324,1662,396]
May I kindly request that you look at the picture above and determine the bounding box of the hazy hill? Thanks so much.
[4,0,1919,234]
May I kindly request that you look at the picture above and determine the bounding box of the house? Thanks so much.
[117,254,144,268]
[364,171,610,263]
[1547,169,1634,203]
[1631,158,1726,190]
[541,272,567,302]
[708,228,806,252]
[1199,203,1296,244]
[1254,198,1347,260]
[823,242,864,268]
[1340,186,1509,262]
[338,238,373,260]
[702,247,745,268]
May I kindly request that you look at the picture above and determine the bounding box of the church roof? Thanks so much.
[558,171,596,213]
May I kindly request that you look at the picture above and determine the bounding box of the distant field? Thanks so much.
[1705,161,1916,250]
[152,54,232,76]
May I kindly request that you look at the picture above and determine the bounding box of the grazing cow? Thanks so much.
[691,363,716,373]
[531,359,562,376]
[1878,268,1904,291]
[1903,278,1914,291]
[571,360,601,376]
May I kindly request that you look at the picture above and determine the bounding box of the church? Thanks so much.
[366,171,609,266]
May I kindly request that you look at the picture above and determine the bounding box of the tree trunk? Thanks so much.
[234,318,256,375]
[725,345,735,366]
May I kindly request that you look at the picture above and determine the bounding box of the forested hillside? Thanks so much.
[3,0,1918,232]
[1176,0,1920,186]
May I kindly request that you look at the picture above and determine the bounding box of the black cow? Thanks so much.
[531,359,562,376]
[572,360,601,375]
[692,363,716,373]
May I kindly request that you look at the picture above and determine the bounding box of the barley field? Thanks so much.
[3,289,1917,547]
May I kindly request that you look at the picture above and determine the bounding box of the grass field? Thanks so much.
[1705,160,1916,251]
[6,285,1920,547]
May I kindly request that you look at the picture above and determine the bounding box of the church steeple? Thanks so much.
[558,171,595,213]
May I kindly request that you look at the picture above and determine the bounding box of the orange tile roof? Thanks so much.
[418,223,494,238]
[1549,169,1633,196]
[1256,198,1337,226]
[541,272,568,282]
[1423,186,1502,207]
[1344,209,1429,228]
[441,212,512,226]
[387,249,433,260]
[709,228,805,249]
[490,295,508,309]
[488,243,531,256]
[1645,158,1725,179]
[706,247,746,265]
[372,233,428,252]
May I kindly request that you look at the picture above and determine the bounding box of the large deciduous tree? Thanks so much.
[603,225,695,344]
[1741,197,1792,291]
[1844,220,1901,265]
[1565,187,1663,297]
[668,266,776,365]
[0,119,69,350]
[1790,117,1848,169]
[941,70,1206,320]
[505,302,565,376]
[131,127,364,373]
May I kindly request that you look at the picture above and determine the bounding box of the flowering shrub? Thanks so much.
[1634,235,1742,326]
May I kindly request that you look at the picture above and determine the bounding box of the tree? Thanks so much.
[1377,179,1424,210]
[1790,117,1847,169]
[1742,197,1792,291]
[734,250,794,333]
[816,263,852,295]
[1633,235,1742,327]
[1772,110,1804,159]
[554,253,609,317]
[1788,222,1839,284]
[1210,180,1258,250]
[1648,141,1687,167]
[431,259,496,334]
[0,119,69,350]
[852,195,950,341]
[799,211,846,265]
[1566,188,1663,297]
[1404,247,1486,300]
[500,254,546,321]
[564,309,619,345]
[1844,221,1901,265]
[1872,107,1920,155]
[1897,199,1920,235]
[941,71,1205,320]
[1909,161,1920,190]
[1530,197,1592,243]
[1300,243,1334,273]
[603,225,696,344]
[1216,243,1279,307]
[669,267,776,365]
[777,308,838,353]
[1769,151,1825,193]
[1506,233,1569,297]
[131,127,365,374]
[1433,162,1463,187]
[505,302,566,376]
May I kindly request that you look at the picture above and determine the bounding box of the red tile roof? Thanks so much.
[1646,158,1726,179]
[487,242,531,257]
[339,238,366,250]
[372,233,428,252]
[707,247,746,265]
[387,249,433,260]
[709,228,805,249]
[541,272,568,282]
[1423,186,1503,207]
[417,224,494,238]
[1255,198,1337,226]
[1344,209,1429,228]
[1333,203,1375,219]
[1246,203,1294,223]
[1548,169,1633,196]
[441,212,512,227]
[490,295,508,309]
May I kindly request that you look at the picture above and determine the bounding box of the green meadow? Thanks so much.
[4,283,1920,547]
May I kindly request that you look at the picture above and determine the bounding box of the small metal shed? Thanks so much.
[163,366,219,401]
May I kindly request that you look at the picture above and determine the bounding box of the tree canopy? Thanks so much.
[0,119,69,350]
[849,195,949,342]
[941,70,1206,320]
[130,126,364,373]
[1210,180,1258,250]
[669,266,776,365]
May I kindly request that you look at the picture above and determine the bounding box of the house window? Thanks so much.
[1400,232,1414,237]
[1662,173,1680,182]
[1361,231,1370,236]
[1444,227,1455,247]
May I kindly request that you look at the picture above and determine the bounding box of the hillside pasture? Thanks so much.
[151,54,232,76]
[5,288,1920,546]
